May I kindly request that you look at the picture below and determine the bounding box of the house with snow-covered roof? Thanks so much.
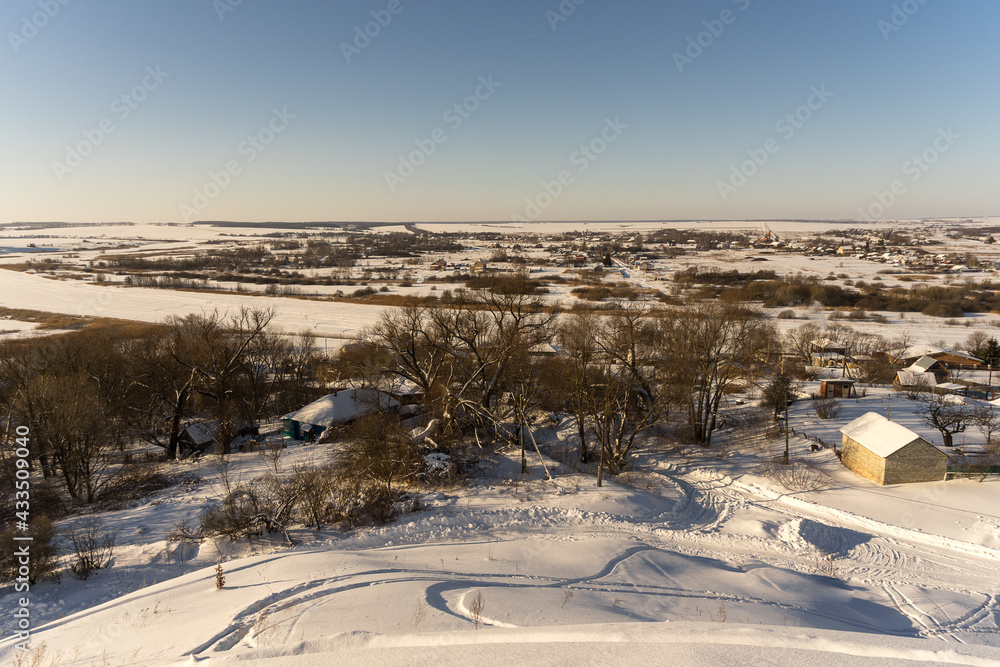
[894,345,982,369]
[839,412,947,485]
[281,389,399,440]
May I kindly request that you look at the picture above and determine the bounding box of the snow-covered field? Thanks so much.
[0,269,389,345]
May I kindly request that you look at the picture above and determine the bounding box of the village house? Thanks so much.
[903,355,950,383]
[839,412,948,485]
[894,370,937,392]
[281,389,399,441]
[894,345,982,369]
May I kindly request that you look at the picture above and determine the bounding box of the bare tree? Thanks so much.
[660,303,774,447]
[972,404,1000,445]
[360,305,448,399]
[590,303,669,483]
[917,395,973,448]
[558,312,601,464]
[784,322,822,364]
[167,307,278,455]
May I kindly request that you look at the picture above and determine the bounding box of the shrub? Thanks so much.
[757,458,829,492]
[66,517,119,580]
[329,479,398,528]
[336,416,422,495]
[922,302,964,318]
[814,397,841,420]
[95,463,173,510]
[0,518,60,585]
[777,309,796,319]
[0,462,68,525]
[200,475,299,544]
[292,463,336,530]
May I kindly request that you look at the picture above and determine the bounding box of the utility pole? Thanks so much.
[780,353,790,465]
[783,389,790,465]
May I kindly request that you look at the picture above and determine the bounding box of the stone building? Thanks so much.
[839,412,947,485]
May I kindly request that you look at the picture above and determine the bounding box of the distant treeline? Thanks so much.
[677,270,995,317]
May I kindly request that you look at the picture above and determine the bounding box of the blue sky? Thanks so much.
[1,0,997,223]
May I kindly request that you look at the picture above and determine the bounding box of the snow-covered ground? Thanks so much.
[2,405,1000,666]
[4,219,1000,663]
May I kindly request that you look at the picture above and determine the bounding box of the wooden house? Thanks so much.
[894,345,982,369]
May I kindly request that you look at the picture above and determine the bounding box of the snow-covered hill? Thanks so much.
[2,419,999,666]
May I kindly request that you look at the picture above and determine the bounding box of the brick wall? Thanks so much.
[841,435,947,485]
[841,435,886,485]
[884,440,947,485]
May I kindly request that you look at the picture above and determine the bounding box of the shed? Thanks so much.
[281,389,399,440]
[819,379,854,399]
[933,382,968,397]
[839,412,947,485]
[177,421,218,453]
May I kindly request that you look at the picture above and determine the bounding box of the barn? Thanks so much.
[281,389,399,440]
[839,412,947,485]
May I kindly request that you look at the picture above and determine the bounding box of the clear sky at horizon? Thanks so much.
[1,0,997,224]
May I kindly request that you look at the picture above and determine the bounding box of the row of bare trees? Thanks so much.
[355,284,777,484]
[0,307,322,504]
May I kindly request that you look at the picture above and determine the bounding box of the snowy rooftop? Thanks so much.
[900,345,982,363]
[895,370,935,387]
[839,412,927,458]
[282,389,399,426]
[906,355,941,373]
